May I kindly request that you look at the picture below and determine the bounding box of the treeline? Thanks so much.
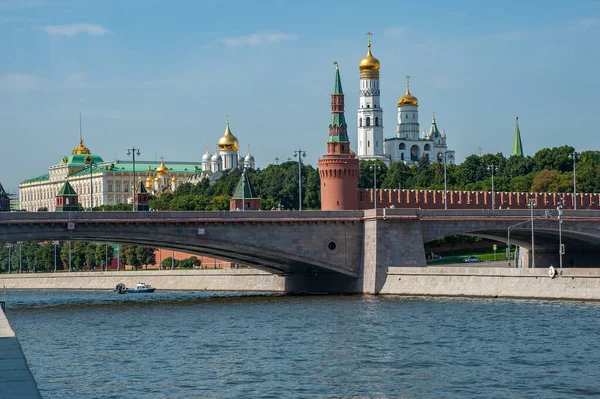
[361,146,600,194]
[0,242,116,272]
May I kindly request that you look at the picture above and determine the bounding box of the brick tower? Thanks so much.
[319,63,359,210]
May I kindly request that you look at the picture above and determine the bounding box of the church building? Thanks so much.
[356,34,455,166]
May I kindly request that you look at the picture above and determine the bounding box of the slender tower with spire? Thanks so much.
[357,32,384,160]
[319,63,359,210]
[512,116,524,156]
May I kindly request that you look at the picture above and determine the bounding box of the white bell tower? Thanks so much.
[357,32,384,159]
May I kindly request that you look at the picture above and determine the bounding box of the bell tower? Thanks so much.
[319,63,359,210]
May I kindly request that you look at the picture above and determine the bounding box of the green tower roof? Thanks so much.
[57,181,78,196]
[232,172,258,199]
[328,63,349,143]
[333,63,343,95]
[512,116,524,157]
[429,113,441,138]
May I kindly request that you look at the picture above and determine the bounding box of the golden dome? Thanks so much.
[217,122,239,151]
[156,160,169,175]
[398,76,418,106]
[359,43,380,73]
[146,174,153,182]
[398,89,418,106]
[72,139,91,155]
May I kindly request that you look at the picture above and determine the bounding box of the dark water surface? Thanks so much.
[5,290,600,399]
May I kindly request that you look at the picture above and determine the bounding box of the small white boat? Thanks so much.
[128,282,156,293]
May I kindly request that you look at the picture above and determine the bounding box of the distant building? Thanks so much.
[512,116,524,156]
[19,120,257,211]
[355,34,455,166]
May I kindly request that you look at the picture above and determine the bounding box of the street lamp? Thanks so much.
[17,241,23,273]
[557,199,564,269]
[52,241,60,273]
[5,243,13,273]
[293,149,306,211]
[507,220,530,267]
[487,164,498,209]
[241,167,246,210]
[84,155,97,211]
[568,151,580,209]
[528,197,537,268]
[437,151,449,210]
[126,147,141,211]
[369,163,382,210]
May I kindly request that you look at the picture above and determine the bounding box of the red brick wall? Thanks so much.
[358,189,599,210]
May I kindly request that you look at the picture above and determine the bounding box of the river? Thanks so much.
[5,290,600,398]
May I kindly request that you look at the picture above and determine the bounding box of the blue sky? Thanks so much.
[1,0,599,192]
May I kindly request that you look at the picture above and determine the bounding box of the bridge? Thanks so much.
[1,209,599,293]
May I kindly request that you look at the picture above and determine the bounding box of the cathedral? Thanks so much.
[356,34,455,166]
[19,120,256,212]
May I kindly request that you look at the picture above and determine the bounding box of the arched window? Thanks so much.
[359,118,362,127]
[367,104,370,108]
[375,117,379,126]
[366,117,371,127]
[401,153,404,161]
[399,143,406,150]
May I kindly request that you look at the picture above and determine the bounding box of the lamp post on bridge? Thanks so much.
[369,163,382,210]
[5,243,13,273]
[17,241,23,273]
[557,199,564,269]
[126,147,141,212]
[529,197,537,268]
[293,149,306,211]
[437,151,450,210]
[84,155,97,211]
[52,241,60,273]
[487,164,498,209]
[507,220,530,268]
[568,151,580,209]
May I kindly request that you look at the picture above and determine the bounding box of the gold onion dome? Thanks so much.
[359,43,380,72]
[398,89,418,106]
[72,138,91,155]
[156,160,169,175]
[398,76,418,106]
[218,121,239,151]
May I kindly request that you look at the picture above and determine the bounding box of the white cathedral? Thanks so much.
[356,34,455,166]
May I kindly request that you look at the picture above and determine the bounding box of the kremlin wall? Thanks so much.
[356,189,599,210]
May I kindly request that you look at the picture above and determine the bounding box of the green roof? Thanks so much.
[0,182,7,198]
[232,173,258,199]
[512,117,524,157]
[21,173,50,184]
[328,65,349,143]
[429,114,441,138]
[333,64,343,95]
[62,154,104,165]
[57,181,78,196]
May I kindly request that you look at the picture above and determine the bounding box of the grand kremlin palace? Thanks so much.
[19,121,256,212]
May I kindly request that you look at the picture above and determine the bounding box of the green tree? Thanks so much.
[121,244,142,270]
[95,243,115,270]
[85,243,98,270]
[358,160,388,189]
[533,145,575,172]
[136,246,156,270]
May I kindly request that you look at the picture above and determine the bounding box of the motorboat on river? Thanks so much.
[113,282,156,294]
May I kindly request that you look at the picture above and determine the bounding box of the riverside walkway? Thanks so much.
[0,305,41,399]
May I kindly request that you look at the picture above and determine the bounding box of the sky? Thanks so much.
[1,0,599,193]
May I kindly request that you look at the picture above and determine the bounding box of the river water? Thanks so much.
[5,290,600,399]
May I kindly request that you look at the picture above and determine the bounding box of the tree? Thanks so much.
[381,162,413,189]
[95,244,115,270]
[136,246,156,270]
[121,244,142,270]
[358,160,388,189]
[85,243,98,270]
[60,242,72,271]
[533,145,575,172]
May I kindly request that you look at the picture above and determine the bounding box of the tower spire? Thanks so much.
[328,63,348,145]
[512,116,524,156]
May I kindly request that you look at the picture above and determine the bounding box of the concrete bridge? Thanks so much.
[1,209,599,293]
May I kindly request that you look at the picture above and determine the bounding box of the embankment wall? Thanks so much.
[0,309,42,398]
[381,267,600,300]
[0,270,285,292]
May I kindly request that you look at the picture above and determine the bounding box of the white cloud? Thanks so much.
[221,32,297,47]
[0,73,48,91]
[42,23,108,37]
[576,17,599,30]
[448,11,467,17]
[385,26,407,37]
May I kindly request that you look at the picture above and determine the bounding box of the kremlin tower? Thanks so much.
[319,63,359,210]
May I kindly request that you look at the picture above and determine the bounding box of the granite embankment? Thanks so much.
[0,269,285,292]
[381,267,600,300]
[0,307,42,398]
